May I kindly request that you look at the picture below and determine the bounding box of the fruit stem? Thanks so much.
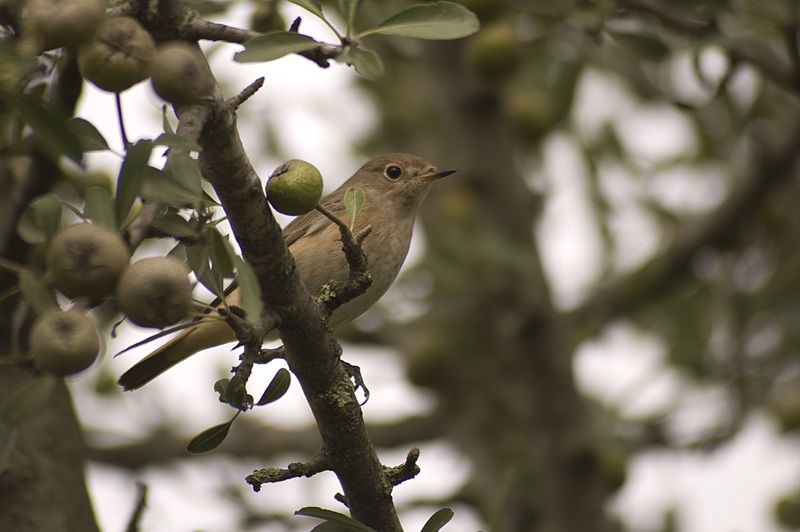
[115,92,130,148]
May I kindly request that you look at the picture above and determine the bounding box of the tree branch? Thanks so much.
[568,117,800,333]
[620,0,800,94]
[177,49,403,532]
[247,454,332,492]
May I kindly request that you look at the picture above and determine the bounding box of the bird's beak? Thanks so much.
[421,168,457,181]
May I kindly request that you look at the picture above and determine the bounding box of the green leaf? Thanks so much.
[606,30,671,61]
[0,376,56,427]
[167,152,204,208]
[233,255,263,323]
[140,168,211,209]
[66,118,110,152]
[185,242,224,297]
[295,507,377,532]
[209,230,237,281]
[354,2,479,40]
[83,186,117,231]
[214,378,229,402]
[420,508,454,532]
[151,213,196,238]
[0,427,17,474]
[18,271,57,315]
[348,47,384,80]
[116,140,154,226]
[16,195,63,245]
[287,0,325,20]
[114,320,202,357]
[235,32,320,62]
[343,187,365,229]
[225,375,248,409]
[338,0,359,32]
[186,419,234,454]
[256,368,291,405]
[17,96,84,164]
[155,133,202,152]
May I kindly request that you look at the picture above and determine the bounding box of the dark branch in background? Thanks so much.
[569,119,800,333]
[0,54,82,281]
[85,415,442,470]
[186,14,338,68]
[620,0,800,94]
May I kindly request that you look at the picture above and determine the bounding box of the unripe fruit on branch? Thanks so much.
[23,0,105,53]
[116,257,193,328]
[77,16,156,93]
[47,223,130,302]
[466,21,521,82]
[29,309,100,376]
[266,159,324,216]
[150,42,213,105]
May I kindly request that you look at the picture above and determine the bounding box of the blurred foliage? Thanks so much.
[3,0,800,530]
[349,0,800,529]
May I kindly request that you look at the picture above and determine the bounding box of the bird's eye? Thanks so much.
[384,165,403,181]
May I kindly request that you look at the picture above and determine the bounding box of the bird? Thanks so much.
[118,153,455,390]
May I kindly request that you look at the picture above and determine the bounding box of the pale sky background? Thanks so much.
[63,3,800,531]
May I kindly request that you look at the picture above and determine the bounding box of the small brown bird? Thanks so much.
[118,154,455,390]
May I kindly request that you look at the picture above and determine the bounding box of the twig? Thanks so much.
[313,204,373,315]
[227,77,265,110]
[246,454,333,492]
[222,306,276,386]
[115,93,129,148]
[384,448,421,487]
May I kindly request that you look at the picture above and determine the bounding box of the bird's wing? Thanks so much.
[118,203,345,390]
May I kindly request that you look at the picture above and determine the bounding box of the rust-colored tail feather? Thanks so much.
[118,318,236,390]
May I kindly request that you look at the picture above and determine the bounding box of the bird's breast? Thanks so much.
[293,217,415,330]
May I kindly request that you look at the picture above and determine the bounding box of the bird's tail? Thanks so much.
[117,318,236,390]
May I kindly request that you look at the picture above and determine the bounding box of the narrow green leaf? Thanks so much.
[233,255,262,323]
[214,378,229,402]
[256,368,291,405]
[186,419,234,454]
[66,118,110,152]
[209,230,237,281]
[225,375,248,409]
[295,507,377,531]
[140,168,210,209]
[338,0,359,33]
[117,140,153,226]
[0,427,17,474]
[235,32,320,63]
[185,243,223,297]
[18,271,57,315]
[16,195,63,245]
[607,30,670,61]
[150,213,195,238]
[155,133,202,152]
[83,186,117,231]
[0,376,56,427]
[287,0,325,19]
[167,152,204,208]
[420,508,454,532]
[114,321,203,357]
[355,2,479,40]
[350,47,384,80]
[343,187,366,229]
[17,96,84,164]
